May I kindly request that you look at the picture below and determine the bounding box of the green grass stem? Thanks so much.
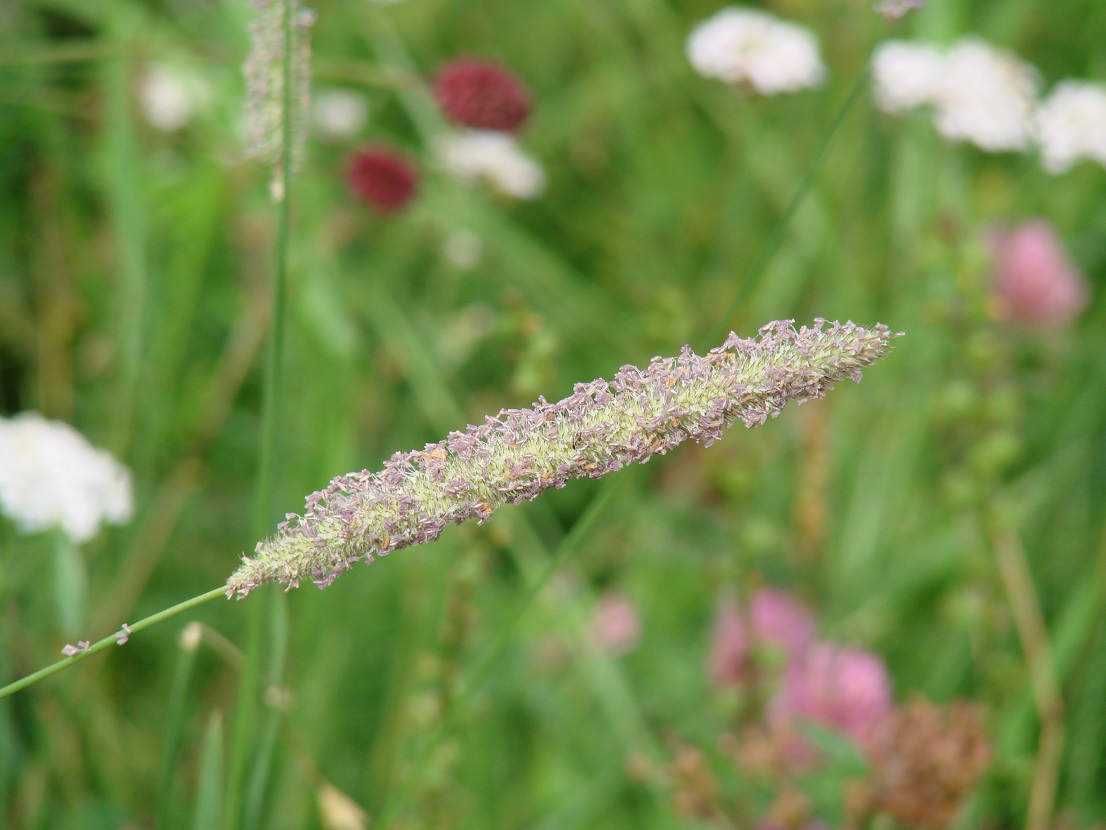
[0,585,227,699]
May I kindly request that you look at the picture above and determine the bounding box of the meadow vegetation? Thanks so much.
[1,0,1104,827]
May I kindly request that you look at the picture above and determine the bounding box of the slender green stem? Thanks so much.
[230,2,298,826]
[373,480,621,829]
[0,585,227,699]
[707,66,870,344]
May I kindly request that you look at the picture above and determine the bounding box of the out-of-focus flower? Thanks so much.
[988,220,1089,327]
[873,0,926,23]
[432,58,532,133]
[0,413,133,543]
[871,37,1039,152]
[709,590,816,686]
[686,7,826,95]
[347,147,418,213]
[591,592,641,655]
[870,40,945,114]
[312,89,369,140]
[932,38,1039,151]
[137,63,211,132]
[770,643,892,746]
[852,698,990,829]
[1034,80,1106,173]
[437,131,546,200]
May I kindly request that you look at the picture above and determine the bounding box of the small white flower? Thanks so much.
[870,40,945,113]
[686,7,826,95]
[872,37,1040,152]
[437,131,546,200]
[0,413,133,543]
[930,37,1039,152]
[312,88,370,140]
[137,63,211,132]
[1033,80,1106,174]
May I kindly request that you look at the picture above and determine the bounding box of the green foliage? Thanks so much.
[1,0,1104,827]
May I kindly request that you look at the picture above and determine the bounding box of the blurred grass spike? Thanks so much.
[228,320,902,598]
[244,0,316,201]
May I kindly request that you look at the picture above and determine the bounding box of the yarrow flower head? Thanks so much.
[347,146,418,213]
[870,41,945,114]
[987,220,1089,327]
[1033,80,1106,173]
[871,37,1039,152]
[437,130,546,200]
[0,413,133,544]
[227,321,900,598]
[934,38,1039,151]
[433,58,532,132]
[686,7,826,95]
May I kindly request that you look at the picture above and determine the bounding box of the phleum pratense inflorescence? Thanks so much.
[227,320,900,598]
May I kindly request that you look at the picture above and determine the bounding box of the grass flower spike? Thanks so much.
[244,0,315,201]
[228,320,899,598]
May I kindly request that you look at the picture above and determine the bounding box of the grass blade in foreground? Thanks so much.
[228,319,901,598]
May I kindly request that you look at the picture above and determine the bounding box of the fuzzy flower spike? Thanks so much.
[228,321,899,598]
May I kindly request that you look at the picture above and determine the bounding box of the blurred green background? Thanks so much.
[1,0,1105,827]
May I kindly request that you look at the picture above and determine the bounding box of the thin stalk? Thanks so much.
[988,522,1065,830]
[0,585,227,699]
[706,66,870,344]
[373,480,622,829]
[229,1,299,826]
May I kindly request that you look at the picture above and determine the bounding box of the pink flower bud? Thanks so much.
[770,643,892,746]
[591,592,641,655]
[708,590,815,686]
[989,220,1089,327]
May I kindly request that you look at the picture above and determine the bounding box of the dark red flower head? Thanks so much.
[347,147,418,214]
[432,58,532,132]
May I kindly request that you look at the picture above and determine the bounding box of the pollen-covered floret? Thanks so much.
[227,321,900,598]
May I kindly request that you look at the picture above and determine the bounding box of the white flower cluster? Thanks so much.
[437,131,546,200]
[1034,81,1106,173]
[872,37,1106,172]
[686,7,826,96]
[0,413,133,544]
[872,38,1038,151]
